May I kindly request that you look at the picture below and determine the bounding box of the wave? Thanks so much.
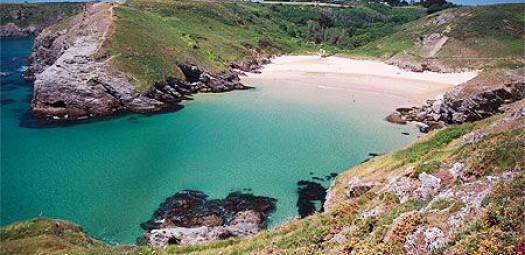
[17,66,28,72]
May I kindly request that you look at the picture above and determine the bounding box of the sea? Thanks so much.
[0,37,417,244]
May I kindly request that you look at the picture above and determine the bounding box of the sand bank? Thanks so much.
[242,56,478,107]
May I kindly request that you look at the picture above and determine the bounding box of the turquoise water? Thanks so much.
[0,37,417,244]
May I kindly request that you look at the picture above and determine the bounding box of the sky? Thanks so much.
[1,0,524,4]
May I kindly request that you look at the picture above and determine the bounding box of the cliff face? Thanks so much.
[26,3,161,119]
[0,23,40,37]
[24,2,254,121]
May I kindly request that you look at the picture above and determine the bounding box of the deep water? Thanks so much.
[0,37,418,244]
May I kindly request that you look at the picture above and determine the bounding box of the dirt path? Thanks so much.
[93,3,114,53]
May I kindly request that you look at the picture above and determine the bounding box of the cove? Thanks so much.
[0,37,417,244]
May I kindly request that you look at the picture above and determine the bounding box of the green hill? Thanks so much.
[354,3,524,72]
[102,0,425,90]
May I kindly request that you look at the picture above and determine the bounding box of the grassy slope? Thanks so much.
[0,3,82,28]
[103,0,425,90]
[1,101,523,255]
[353,3,525,69]
[1,2,524,255]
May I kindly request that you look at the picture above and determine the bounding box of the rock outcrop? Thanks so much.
[23,2,259,122]
[141,190,276,247]
[25,3,164,120]
[0,23,40,37]
[386,70,524,131]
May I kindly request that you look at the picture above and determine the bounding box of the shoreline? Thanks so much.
[241,55,478,108]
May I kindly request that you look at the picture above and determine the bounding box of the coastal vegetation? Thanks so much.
[0,2,82,36]
[0,2,81,28]
[104,0,426,89]
[0,1,524,255]
[355,3,524,69]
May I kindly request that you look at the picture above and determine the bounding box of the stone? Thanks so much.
[432,99,442,114]
[386,176,419,203]
[296,180,326,218]
[414,173,441,200]
[230,211,262,227]
[326,226,355,244]
[385,112,407,124]
[347,180,376,198]
[416,122,429,133]
[405,226,446,254]
[142,190,276,246]
[449,162,464,177]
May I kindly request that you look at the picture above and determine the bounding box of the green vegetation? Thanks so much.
[430,198,451,210]
[413,160,441,177]
[449,173,525,255]
[456,128,525,178]
[105,0,425,90]
[1,2,524,255]
[449,200,466,213]
[0,3,81,28]
[354,3,525,70]
[0,218,110,255]
[393,124,473,163]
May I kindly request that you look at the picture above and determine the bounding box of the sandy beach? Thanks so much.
[242,56,478,107]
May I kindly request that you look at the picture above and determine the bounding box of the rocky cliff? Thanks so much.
[386,69,525,131]
[24,2,263,121]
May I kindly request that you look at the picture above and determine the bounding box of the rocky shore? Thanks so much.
[22,2,270,123]
[0,23,41,37]
[386,70,524,132]
[142,190,276,247]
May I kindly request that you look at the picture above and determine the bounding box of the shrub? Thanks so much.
[394,124,473,163]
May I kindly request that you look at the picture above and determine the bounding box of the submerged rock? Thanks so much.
[142,190,276,247]
[297,180,327,218]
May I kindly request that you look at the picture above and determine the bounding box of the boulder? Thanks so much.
[346,177,376,198]
[385,112,407,124]
[414,173,441,200]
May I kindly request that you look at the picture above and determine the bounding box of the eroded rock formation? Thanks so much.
[23,2,267,123]
[141,190,276,247]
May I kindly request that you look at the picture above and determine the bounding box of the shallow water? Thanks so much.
[0,37,418,244]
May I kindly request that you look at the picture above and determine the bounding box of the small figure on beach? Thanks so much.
[320,49,327,58]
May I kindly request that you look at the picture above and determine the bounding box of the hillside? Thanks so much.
[1,2,524,255]
[103,0,425,89]
[355,3,524,72]
[0,2,82,36]
[21,1,524,121]
[23,0,425,120]
[1,100,523,255]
